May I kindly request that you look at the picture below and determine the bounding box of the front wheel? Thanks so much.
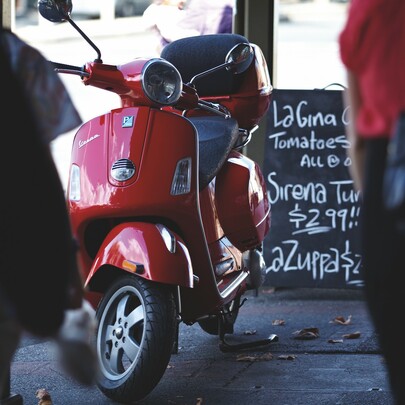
[95,275,177,403]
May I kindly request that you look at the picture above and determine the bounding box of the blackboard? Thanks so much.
[263,89,363,289]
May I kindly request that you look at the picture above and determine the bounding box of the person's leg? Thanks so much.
[0,301,21,399]
[362,138,404,404]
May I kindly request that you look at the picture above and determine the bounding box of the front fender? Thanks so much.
[86,222,194,288]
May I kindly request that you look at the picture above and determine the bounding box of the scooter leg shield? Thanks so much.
[85,222,194,289]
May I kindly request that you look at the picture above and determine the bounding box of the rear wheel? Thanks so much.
[95,275,176,403]
[198,296,241,336]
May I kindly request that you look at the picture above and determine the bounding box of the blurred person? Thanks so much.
[0,28,97,398]
[339,1,405,404]
[143,0,234,54]
[142,0,187,54]
[173,0,234,37]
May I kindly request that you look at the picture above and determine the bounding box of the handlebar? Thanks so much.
[197,99,231,119]
[48,60,229,119]
[50,61,89,77]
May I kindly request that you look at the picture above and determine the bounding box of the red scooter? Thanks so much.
[39,1,277,403]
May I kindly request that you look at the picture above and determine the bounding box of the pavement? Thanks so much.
[6,287,394,405]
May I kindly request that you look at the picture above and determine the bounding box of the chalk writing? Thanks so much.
[269,130,350,150]
[300,153,352,168]
[263,89,363,289]
[267,239,362,285]
[267,173,327,204]
[288,203,361,234]
[272,100,339,128]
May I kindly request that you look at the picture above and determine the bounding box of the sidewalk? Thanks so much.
[9,287,394,405]
[15,13,146,44]
[14,1,349,45]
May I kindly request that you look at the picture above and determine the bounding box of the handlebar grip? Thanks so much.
[49,61,83,72]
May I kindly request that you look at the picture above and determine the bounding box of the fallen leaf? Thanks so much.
[244,329,257,335]
[342,331,361,339]
[261,288,276,294]
[328,339,344,344]
[277,354,296,360]
[236,352,273,362]
[330,315,352,325]
[272,319,285,326]
[292,327,320,340]
[236,354,256,362]
[36,388,52,405]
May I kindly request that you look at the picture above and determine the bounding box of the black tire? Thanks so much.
[95,275,176,403]
[198,296,241,336]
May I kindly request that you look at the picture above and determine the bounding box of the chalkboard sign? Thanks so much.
[263,89,363,289]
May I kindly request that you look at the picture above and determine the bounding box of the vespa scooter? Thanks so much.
[39,1,278,402]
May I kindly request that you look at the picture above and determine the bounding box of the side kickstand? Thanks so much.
[219,333,279,353]
[217,316,278,353]
[171,316,181,354]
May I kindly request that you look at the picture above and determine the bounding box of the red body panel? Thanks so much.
[86,222,193,287]
[215,151,271,251]
[69,108,225,319]
[82,59,155,107]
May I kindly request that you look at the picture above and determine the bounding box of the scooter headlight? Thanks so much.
[142,59,182,106]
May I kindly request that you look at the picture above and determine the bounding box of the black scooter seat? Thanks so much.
[187,116,239,190]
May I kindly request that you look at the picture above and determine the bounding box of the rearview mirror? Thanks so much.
[38,0,72,22]
[189,42,254,86]
[225,43,254,74]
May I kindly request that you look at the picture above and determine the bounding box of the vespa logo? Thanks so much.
[122,116,134,128]
[78,134,101,148]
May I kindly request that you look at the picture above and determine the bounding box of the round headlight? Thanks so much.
[142,59,182,106]
[111,159,135,182]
